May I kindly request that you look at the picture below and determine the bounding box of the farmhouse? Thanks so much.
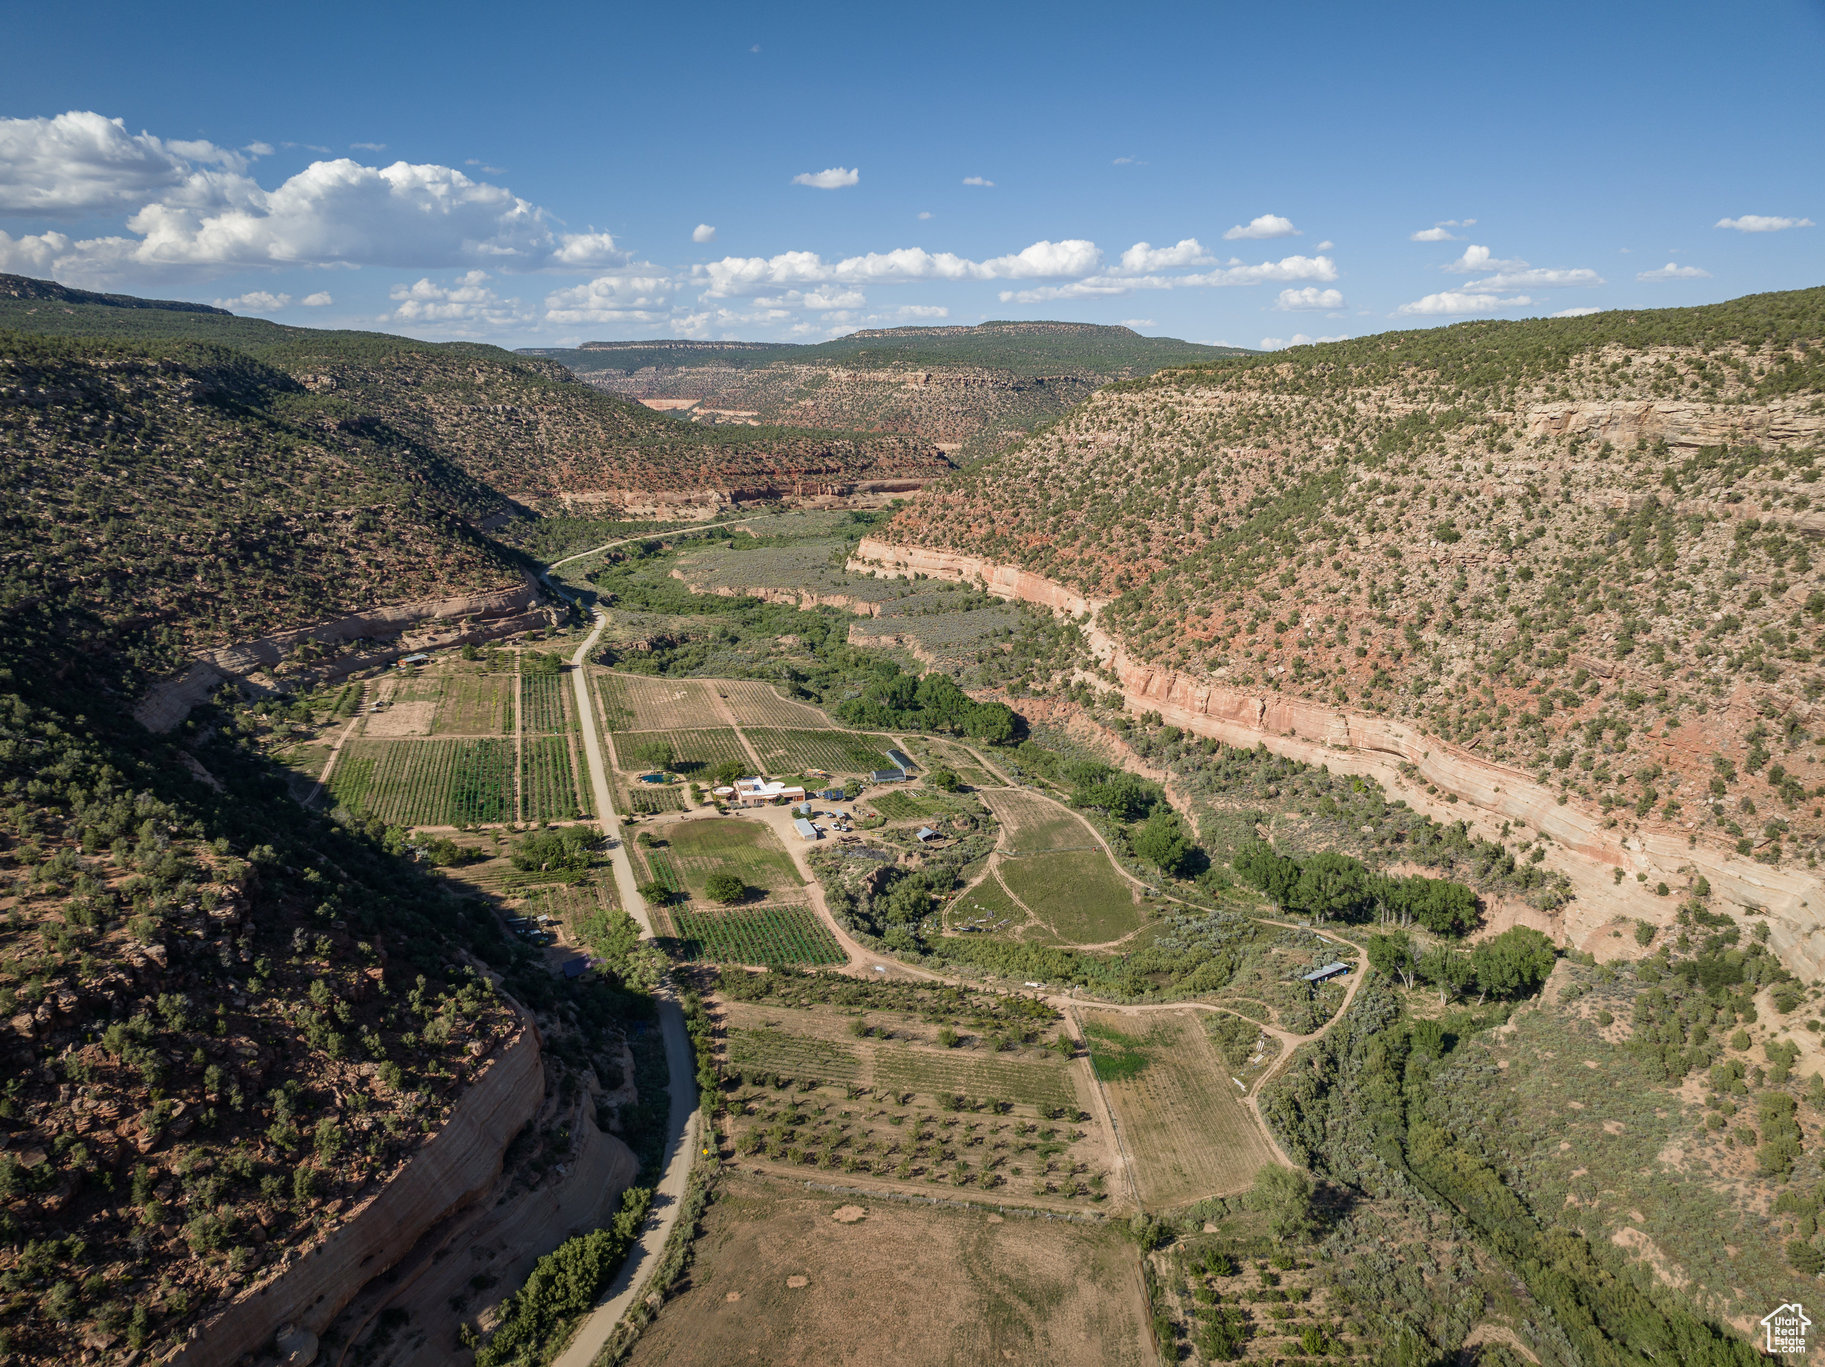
[733,777,808,807]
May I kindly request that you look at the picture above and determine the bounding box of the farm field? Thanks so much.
[948,870,1029,936]
[519,672,569,733]
[745,727,895,775]
[872,1048,1079,1113]
[328,737,516,826]
[848,603,1026,669]
[611,727,750,776]
[715,677,837,729]
[866,790,951,822]
[998,849,1144,944]
[623,1175,1151,1367]
[595,671,724,730]
[664,817,805,898]
[671,903,845,967]
[520,734,583,822]
[983,789,1100,854]
[1081,1011,1277,1208]
[429,673,513,735]
[622,783,686,815]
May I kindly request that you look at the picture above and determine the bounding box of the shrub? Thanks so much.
[705,871,746,904]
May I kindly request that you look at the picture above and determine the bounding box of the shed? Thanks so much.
[793,817,820,841]
[885,749,916,773]
[561,957,588,980]
[871,769,907,783]
[400,653,431,665]
[1302,961,1351,984]
[915,826,940,844]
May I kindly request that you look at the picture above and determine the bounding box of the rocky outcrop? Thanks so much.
[850,538,1825,979]
[165,1019,544,1367]
[133,574,550,733]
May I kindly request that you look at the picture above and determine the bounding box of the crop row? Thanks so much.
[672,904,845,968]
[432,674,514,735]
[872,1050,1077,1111]
[521,735,583,822]
[745,727,893,775]
[520,673,569,733]
[725,1027,863,1080]
[332,738,516,826]
[613,727,750,776]
[714,678,835,730]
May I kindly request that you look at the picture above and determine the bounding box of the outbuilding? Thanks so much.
[871,769,907,783]
[1302,961,1352,984]
[793,817,820,841]
[915,826,940,844]
[885,749,916,773]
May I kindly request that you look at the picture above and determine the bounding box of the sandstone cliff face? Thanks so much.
[850,537,1825,978]
[167,1020,545,1366]
[133,574,549,733]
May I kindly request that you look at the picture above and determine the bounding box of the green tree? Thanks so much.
[1468,926,1556,1001]
[704,871,746,904]
[1366,931,1418,989]
[1133,810,1199,876]
[1292,852,1370,922]
[1248,1165,1318,1243]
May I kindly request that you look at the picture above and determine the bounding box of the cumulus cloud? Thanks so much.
[387,270,533,330]
[542,269,673,325]
[0,110,249,215]
[998,253,1337,304]
[1119,318,1155,328]
[1637,261,1711,281]
[699,238,1103,297]
[1552,305,1602,317]
[791,166,859,189]
[1716,214,1813,232]
[300,291,333,306]
[1443,244,1526,274]
[0,113,632,284]
[1118,238,1214,272]
[1259,332,1349,350]
[962,176,994,187]
[1463,266,1604,289]
[692,223,716,243]
[1395,290,1533,316]
[753,287,867,311]
[213,290,291,312]
[1272,286,1345,311]
[1224,214,1299,240]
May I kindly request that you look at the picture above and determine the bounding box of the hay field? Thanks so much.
[983,790,1101,854]
[998,850,1144,944]
[745,727,894,775]
[625,1177,1150,1367]
[665,818,805,898]
[715,678,836,729]
[595,672,725,730]
[1081,1011,1277,1207]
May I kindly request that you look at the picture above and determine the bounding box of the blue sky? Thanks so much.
[2,0,1820,348]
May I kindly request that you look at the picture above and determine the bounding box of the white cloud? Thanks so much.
[387,269,533,331]
[962,176,995,187]
[213,290,291,312]
[895,304,948,319]
[0,110,249,215]
[753,287,867,311]
[1112,156,1136,166]
[1315,240,1334,250]
[300,291,333,306]
[350,142,387,152]
[1395,290,1533,316]
[464,159,506,174]
[1716,214,1813,233]
[916,210,932,220]
[1443,244,1526,274]
[692,223,716,243]
[1118,238,1214,272]
[1272,286,1345,311]
[1551,306,1602,317]
[700,238,1103,297]
[1636,261,1711,281]
[791,166,859,189]
[542,269,673,325]
[1118,317,1156,328]
[1410,227,1458,242]
[1259,332,1349,350]
[1224,214,1299,241]
[1463,266,1604,289]
[0,114,633,283]
[998,252,1337,303]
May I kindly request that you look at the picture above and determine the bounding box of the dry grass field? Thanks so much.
[624,1176,1151,1367]
[1081,1010,1278,1208]
[595,671,724,730]
[429,672,514,734]
[984,789,1102,854]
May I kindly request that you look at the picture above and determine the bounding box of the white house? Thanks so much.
[733,777,807,807]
